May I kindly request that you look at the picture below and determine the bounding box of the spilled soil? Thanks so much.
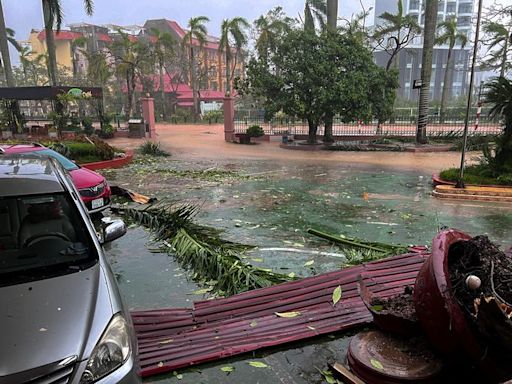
[448,235,512,381]
[448,235,512,316]
[371,286,417,322]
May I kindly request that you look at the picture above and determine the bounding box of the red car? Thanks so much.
[0,143,111,213]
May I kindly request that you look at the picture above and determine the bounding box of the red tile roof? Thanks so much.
[166,20,220,50]
[38,30,84,41]
[96,33,112,42]
[132,250,429,377]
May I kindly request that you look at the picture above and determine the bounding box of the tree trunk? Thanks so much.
[439,43,454,123]
[159,64,166,120]
[190,45,199,121]
[0,0,14,87]
[126,74,132,117]
[129,71,136,117]
[0,0,22,134]
[308,118,318,144]
[225,50,231,95]
[327,0,338,31]
[500,32,509,78]
[416,0,438,145]
[42,0,58,86]
[324,112,334,143]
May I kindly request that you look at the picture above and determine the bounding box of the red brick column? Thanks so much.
[141,97,156,138]
[223,96,235,142]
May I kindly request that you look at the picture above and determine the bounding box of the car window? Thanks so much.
[0,192,98,286]
[34,149,79,171]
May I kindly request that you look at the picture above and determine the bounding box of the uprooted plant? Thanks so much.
[113,201,292,296]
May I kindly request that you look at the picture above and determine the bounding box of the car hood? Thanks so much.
[69,167,105,190]
[0,264,114,377]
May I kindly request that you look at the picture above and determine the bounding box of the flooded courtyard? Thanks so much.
[102,128,512,383]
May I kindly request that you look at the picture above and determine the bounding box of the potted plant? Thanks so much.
[238,125,264,144]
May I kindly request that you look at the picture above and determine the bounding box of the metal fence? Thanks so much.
[234,109,502,138]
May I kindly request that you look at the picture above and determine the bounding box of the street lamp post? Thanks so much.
[456,0,484,189]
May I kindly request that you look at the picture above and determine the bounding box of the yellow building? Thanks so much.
[25,29,82,74]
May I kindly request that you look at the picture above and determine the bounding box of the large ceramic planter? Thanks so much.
[413,229,506,380]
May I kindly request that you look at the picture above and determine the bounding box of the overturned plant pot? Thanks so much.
[359,278,421,337]
[414,229,512,382]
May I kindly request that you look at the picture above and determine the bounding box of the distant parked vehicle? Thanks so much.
[0,153,140,383]
[0,143,111,213]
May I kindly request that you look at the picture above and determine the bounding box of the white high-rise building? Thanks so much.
[374,0,475,101]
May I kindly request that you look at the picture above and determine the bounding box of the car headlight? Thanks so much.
[80,314,131,383]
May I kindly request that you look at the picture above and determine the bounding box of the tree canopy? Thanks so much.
[238,28,398,143]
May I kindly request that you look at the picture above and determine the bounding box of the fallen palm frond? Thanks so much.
[307,228,409,263]
[113,201,292,296]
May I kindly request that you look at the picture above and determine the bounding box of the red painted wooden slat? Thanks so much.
[132,252,429,377]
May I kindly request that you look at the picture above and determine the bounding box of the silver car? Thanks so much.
[0,153,140,384]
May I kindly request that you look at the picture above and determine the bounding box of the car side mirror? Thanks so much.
[100,217,127,244]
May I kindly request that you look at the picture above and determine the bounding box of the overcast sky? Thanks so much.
[3,0,498,65]
[4,0,373,39]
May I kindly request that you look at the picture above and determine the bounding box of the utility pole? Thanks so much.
[456,0,483,188]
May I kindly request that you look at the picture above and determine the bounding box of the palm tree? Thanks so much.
[0,1,18,86]
[84,50,111,86]
[374,0,421,71]
[150,28,176,120]
[41,0,94,86]
[71,36,87,82]
[110,30,151,117]
[435,17,468,122]
[254,8,291,65]
[304,0,327,32]
[218,17,250,96]
[182,16,209,120]
[416,0,439,144]
[482,21,511,78]
[485,77,512,169]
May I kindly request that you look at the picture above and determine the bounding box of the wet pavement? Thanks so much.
[102,151,512,383]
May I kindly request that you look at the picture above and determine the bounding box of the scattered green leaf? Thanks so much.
[370,305,384,312]
[191,287,213,295]
[332,285,342,306]
[304,260,315,267]
[248,361,268,368]
[370,359,384,370]
[220,366,235,373]
[275,311,301,318]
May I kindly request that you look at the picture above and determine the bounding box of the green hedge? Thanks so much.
[440,165,512,186]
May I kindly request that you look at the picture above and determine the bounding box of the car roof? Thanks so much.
[0,153,65,197]
[0,143,46,153]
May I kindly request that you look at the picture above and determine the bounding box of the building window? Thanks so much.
[457,16,472,27]
[438,1,445,12]
[446,2,456,13]
[409,0,420,11]
[458,3,472,14]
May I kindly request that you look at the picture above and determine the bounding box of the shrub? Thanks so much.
[138,141,170,157]
[202,110,223,123]
[82,117,94,135]
[99,124,114,139]
[246,125,264,137]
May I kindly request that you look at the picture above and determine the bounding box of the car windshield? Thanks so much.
[34,149,79,171]
[0,192,98,286]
